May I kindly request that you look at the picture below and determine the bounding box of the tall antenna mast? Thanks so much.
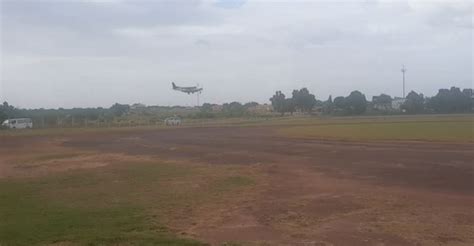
[401,65,407,98]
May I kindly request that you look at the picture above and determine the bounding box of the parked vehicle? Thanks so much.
[164,117,181,126]
[1,118,33,129]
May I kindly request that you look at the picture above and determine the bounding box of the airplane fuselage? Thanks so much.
[172,82,203,94]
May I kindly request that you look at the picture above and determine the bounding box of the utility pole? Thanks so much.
[197,92,200,107]
[401,65,407,98]
[197,84,201,107]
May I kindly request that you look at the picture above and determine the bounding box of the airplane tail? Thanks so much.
[172,82,177,89]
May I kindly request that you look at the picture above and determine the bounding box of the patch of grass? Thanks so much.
[212,176,256,192]
[212,114,474,128]
[11,152,93,168]
[0,161,258,245]
[279,120,474,142]
[1,114,472,137]
[0,180,205,246]
[0,162,209,245]
[26,161,201,211]
[0,126,167,138]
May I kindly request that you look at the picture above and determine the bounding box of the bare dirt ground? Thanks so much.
[1,126,473,245]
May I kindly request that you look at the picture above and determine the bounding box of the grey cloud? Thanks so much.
[1,0,472,108]
[1,0,222,57]
[427,4,473,29]
[214,0,246,9]
[194,39,211,47]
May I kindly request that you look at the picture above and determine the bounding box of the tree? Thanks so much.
[462,88,472,98]
[428,87,471,113]
[463,88,473,112]
[372,94,392,111]
[322,95,334,114]
[402,91,424,114]
[292,88,317,113]
[284,98,296,115]
[110,103,130,117]
[201,103,213,112]
[194,103,215,118]
[0,103,8,123]
[344,91,367,115]
[222,102,244,117]
[270,91,287,115]
[0,101,19,123]
[244,102,259,109]
[333,96,345,110]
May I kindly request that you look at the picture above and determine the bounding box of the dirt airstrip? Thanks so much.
[1,126,473,245]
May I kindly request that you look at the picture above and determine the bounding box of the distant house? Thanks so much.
[247,104,272,114]
[391,97,406,111]
[372,96,392,111]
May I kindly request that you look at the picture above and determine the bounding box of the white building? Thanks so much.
[391,98,406,110]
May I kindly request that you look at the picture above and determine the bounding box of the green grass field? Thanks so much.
[2,114,473,140]
[279,119,474,142]
[0,161,256,245]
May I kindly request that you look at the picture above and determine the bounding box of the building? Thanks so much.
[372,96,392,111]
[246,104,272,114]
[391,97,406,111]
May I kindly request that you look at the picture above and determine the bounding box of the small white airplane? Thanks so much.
[172,82,203,94]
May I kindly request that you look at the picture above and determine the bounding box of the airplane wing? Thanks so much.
[172,82,202,94]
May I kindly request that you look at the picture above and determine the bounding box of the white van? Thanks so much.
[164,117,181,126]
[2,118,33,129]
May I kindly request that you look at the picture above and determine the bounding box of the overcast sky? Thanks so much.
[1,0,472,108]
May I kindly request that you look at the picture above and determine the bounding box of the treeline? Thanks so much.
[0,103,138,128]
[0,100,268,128]
[0,86,472,128]
[269,86,473,116]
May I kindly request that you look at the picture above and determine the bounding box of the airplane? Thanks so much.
[172,82,203,94]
